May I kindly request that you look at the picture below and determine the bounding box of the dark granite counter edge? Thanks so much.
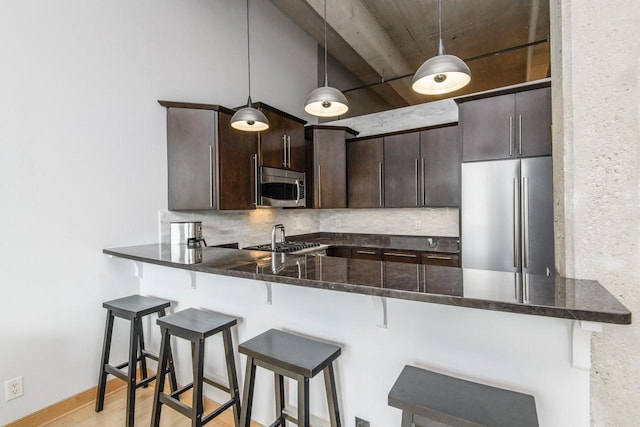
[103,248,631,325]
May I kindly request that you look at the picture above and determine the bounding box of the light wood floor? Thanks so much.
[41,381,260,427]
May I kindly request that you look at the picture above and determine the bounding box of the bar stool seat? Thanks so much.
[238,329,342,427]
[95,294,177,427]
[151,308,241,427]
[388,365,539,427]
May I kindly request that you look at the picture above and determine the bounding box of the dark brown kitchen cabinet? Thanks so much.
[421,252,460,267]
[160,101,258,211]
[420,125,460,207]
[383,132,421,208]
[306,125,358,209]
[460,86,551,162]
[255,103,306,171]
[347,137,384,208]
[326,245,352,258]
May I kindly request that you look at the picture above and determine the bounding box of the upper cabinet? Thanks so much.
[255,103,306,171]
[420,125,461,207]
[347,125,460,209]
[347,137,384,208]
[459,86,551,162]
[306,125,358,209]
[160,101,258,211]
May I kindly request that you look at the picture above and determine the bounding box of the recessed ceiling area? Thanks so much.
[269,0,550,117]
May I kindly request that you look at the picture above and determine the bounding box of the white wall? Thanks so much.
[552,1,640,425]
[0,0,316,423]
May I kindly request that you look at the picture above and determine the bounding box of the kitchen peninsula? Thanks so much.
[104,242,630,426]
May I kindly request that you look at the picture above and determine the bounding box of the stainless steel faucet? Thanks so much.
[271,224,286,251]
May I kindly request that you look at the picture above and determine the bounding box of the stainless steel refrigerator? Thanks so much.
[461,157,554,276]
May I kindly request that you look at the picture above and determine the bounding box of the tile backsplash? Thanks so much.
[160,208,458,248]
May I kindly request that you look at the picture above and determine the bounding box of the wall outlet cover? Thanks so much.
[5,376,24,401]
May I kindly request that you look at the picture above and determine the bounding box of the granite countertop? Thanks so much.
[286,232,460,254]
[103,244,631,325]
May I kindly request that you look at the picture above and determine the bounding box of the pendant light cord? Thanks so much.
[246,0,252,102]
[438,0,442,41]
[323,0,328,86]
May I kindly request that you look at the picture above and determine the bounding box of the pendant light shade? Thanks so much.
[412,0,471,95]
[231,0,269,132]
[231,97,269,132]
[304,85,349,117]
[304,0,349,118]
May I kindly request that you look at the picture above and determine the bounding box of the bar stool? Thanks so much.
[151,308,241,427]
[238,329,342,427]
[388,365,539,427]
[95,294,177,427]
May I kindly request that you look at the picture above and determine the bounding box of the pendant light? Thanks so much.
[304,0,349,117]
[231,0,269,132]
[412,0,471,95]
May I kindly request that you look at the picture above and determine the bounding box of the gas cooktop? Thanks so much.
[243,241,322,253]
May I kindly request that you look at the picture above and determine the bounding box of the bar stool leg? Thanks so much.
[223,329,241,427]
[323,364,341,427]
[297,375,310,427]
[96,310,114,412]
[125,317,141,427]
[138,323,149,388]
[192,338,205,427]
[159,308,178,393]
[274,373,285,426]
[400,411,412,427]
[239,357,256,427]
[151,327,170,427]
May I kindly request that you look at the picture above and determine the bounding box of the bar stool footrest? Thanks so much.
[159,393,193,418]
[201,397,237,425]
[203,376,230,394]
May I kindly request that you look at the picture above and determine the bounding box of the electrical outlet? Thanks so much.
[414,220,422,230]
[355,417,370,427]
[5,377,24,401]
[335,218,342,228]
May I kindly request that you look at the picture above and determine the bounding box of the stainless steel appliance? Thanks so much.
[170,221,206,248]
[461,157,554,275]
[258,166,306,207]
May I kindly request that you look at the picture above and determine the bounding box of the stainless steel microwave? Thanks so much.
[258,166,306,207]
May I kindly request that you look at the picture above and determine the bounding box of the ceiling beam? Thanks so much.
[269,0,422,106]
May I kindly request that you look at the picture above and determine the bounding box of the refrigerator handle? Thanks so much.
[513,177,520,268]
[522,176,530,269]
[509,116,514,156]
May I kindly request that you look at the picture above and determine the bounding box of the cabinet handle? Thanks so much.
[513,177,520,268]
[209,145,213,208]
[282,135,287,167]
[253,154,259,206]
[356,250,377,255]
[509,116,514,156]
[415,159,419,206]
[318,164,322,208]
[426,254,452,260]
[378,162,383,207]
[518,114,523,155]
[287,136,291,168]
[421,157,425,206]
[384,252,417,258]
[522,176,530,269]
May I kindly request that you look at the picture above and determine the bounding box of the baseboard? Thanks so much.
[5,377,125,427]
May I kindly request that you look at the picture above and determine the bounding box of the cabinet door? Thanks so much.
[259,109,287,168]
[326,246,352,258]
[384,132,421,207]
[461,94,515,162]
[347,138,384,208]
[167,108,217,210]
[218,112,258,210]
[420,126,460,207]
[516,87,552,158]
[285,117,306,171]
[313,129,347,208]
